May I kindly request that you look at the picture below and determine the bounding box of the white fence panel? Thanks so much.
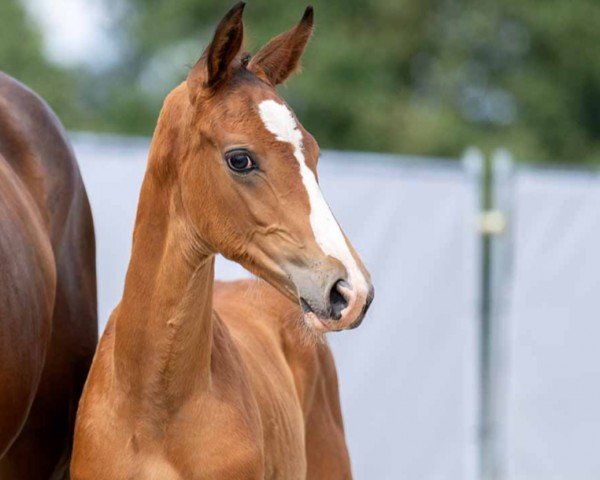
[73,134,479,480]
[503,169,600,480]
[321,153,480,480]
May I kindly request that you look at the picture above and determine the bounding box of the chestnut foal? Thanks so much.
[72,4,373,479]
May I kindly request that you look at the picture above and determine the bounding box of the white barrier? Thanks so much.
[73,134,480,480]
[498,168,600,480]
[321,152,480,480]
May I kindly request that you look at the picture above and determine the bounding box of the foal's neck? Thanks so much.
[114,133,214,410]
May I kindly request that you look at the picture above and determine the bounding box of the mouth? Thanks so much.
[299,282,374,333]
[299,293,354,333]
[300,298,333,332]
[300,300,338,332]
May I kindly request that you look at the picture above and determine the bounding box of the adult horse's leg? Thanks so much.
[0,155,56,470]
[1,201,96,479]
[0,73,98,479]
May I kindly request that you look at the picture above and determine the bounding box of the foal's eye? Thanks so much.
[225,151,256,173]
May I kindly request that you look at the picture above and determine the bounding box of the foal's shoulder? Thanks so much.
[213,278,317,351]
[212,279,344,419]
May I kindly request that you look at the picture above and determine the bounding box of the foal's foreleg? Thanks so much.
[304,345,353,480]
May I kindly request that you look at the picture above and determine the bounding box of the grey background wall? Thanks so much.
[501,170,600,480]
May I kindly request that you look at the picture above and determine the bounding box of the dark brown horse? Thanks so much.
[0,72,97,479]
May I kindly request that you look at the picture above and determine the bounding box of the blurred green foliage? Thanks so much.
[0,0,80,124]
[2,0,600,163]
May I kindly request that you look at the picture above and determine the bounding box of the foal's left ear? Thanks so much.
[249,6,314,86]
[188,2,245,99]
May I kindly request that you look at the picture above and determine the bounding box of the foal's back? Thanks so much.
[0,72,97,479]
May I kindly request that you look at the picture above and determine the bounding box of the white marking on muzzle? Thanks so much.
[258,100,368,305]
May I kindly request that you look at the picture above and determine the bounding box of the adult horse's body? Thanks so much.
[0,72,98,479]
[72,4,373,479]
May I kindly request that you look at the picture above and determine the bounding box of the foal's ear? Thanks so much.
[249,6,314,86]
[188,2,245,98]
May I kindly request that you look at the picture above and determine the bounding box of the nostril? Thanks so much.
[329,279,349,320]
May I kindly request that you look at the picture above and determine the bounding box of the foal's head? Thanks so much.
[160,2,373,332]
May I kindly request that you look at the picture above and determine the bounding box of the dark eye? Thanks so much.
[225,151,256,173]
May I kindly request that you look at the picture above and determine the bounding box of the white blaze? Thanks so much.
[258,99,368,296]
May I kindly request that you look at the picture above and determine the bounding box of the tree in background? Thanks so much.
[0,0,79,125]
[3,0,600,163]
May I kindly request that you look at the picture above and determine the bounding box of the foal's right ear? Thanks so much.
[187,2,245,101]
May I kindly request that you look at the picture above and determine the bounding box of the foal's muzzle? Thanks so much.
[292,260,374,333]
